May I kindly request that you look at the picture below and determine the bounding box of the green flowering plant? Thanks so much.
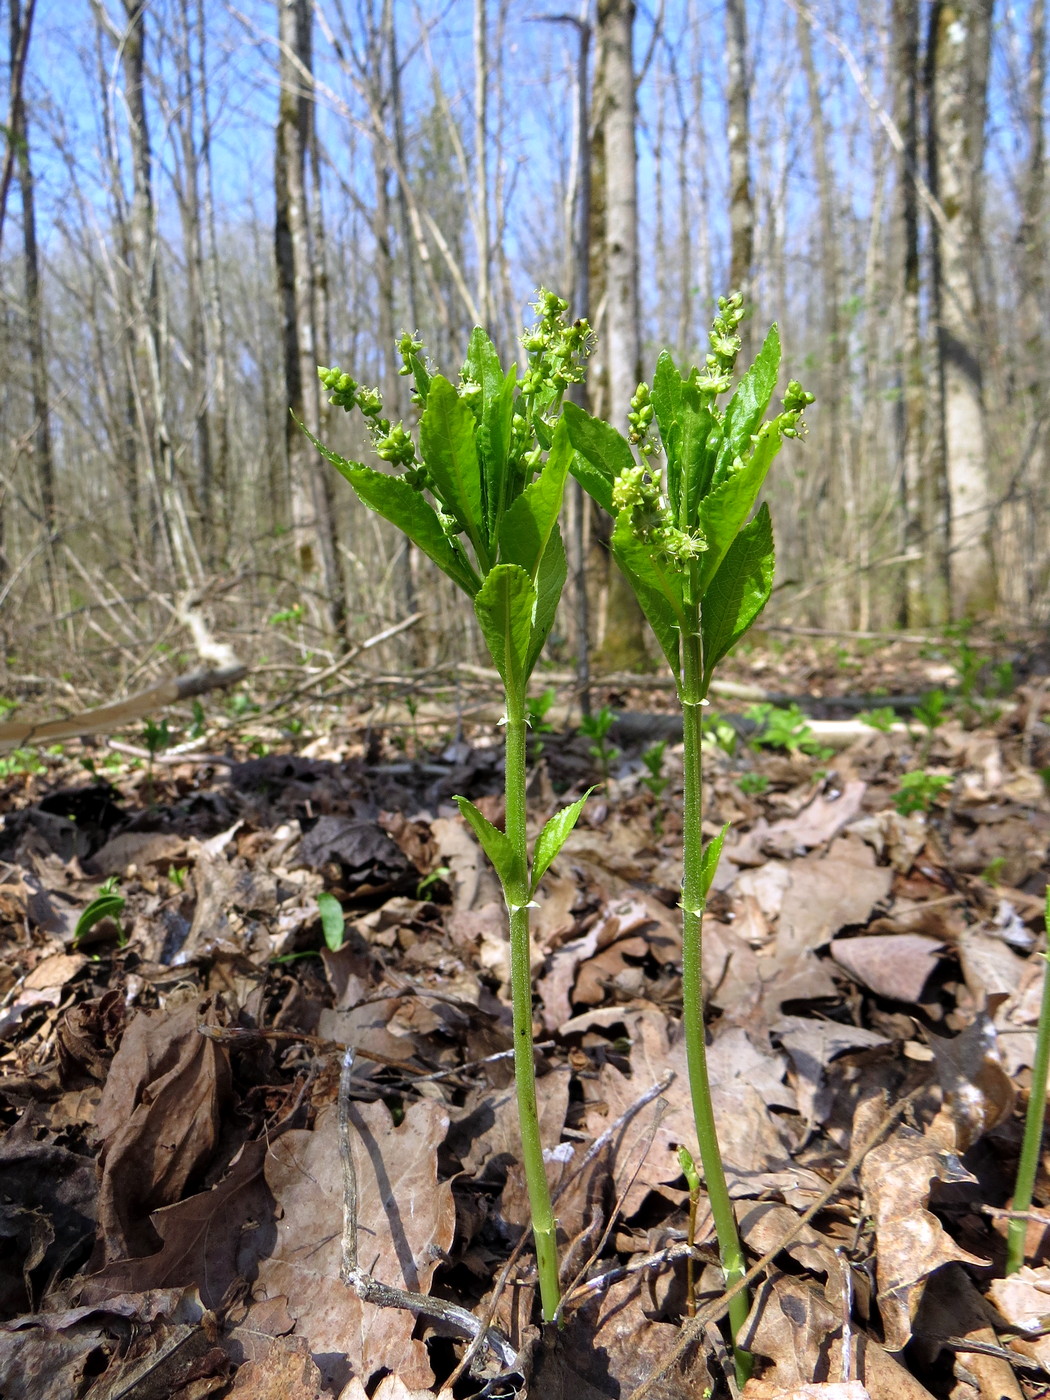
[565,293,812,1374]
[309,291,594,1321]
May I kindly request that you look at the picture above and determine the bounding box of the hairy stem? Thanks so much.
[680,625,750,1378]
[1007,889,1050,1274]
[505,691,560,1320]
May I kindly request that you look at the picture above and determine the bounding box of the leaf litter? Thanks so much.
[0,649,1049,1398]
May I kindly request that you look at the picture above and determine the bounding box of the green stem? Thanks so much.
[504,690,561,1320]
[680,625,751,1381]
[1007,889,1050,1274]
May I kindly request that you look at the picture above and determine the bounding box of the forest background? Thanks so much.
[0,0,1046,703]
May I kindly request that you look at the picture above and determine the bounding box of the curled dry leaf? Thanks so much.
[829,935,945,1005]
[986,1265,1050,1371]
[859,1119,987,1351]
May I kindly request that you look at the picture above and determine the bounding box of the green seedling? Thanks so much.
[568,291,812,1377]
[579,704,620,782]
[317,891,346,951]
[736,770,770,796]
[911,688,947,761]
[417,864,451,900]
[745,701,832,759]
[892,768,952,815]
[141,717,171,804]
[1007,889,1050,1274]
[678,1144,702,1318]
[189,700,206,740]
[857,706,897,733]
[0,747,46,779]
[702,710,739,756]
[526,686,557,754]
[312,290,595,1321]
[641,740,669,798]
[74,876,126,948]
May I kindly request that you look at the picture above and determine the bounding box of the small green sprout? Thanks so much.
[857,706,897,733]
[580,705,620,782]
[74,876,126,948]
[640,740,669,798]
[746,702,831,759]
[737,771,770,796]
[317,891,346,952]
[892,769,952,815]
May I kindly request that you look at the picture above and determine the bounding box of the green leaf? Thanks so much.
[475,563,536,699]
[498,418,573,581]
[696,420,784,597]
[610,511,687,675]
[563,401,634,514]
[74,893,126,946]
[713,324,781,487]
[530,788,594,895]
[316,891,346,952]
[700,504,774,693]
[527,524,567,675]
[652,350,683,510]
[453,795,522,890]
[464,328,516,539]
[420,375,485,559]
[699,823,730,901]
[307,434,481,596]
[678,383,720,523]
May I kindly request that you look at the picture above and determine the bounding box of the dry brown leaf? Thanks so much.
[926,1014,1015,1152]
[776,838,893,963]
[229,1336,325,1398]
[859,1121,987,1351]
[744,1383,871,1400]
[91,1001,231,1265]
[731,780,868,863]
[986,1265,1050,1371]
[239,1098,455,1392]
[829,935,944,1004]
[912,1264,1023,1400]
[957,929,1028,1012]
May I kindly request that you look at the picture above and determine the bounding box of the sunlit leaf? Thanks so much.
[420,375,485,559]
[700,504,774,693]
[530,788,593,894]
[474,563,536,700]
[453,795,522,891]
[316,891,346,952]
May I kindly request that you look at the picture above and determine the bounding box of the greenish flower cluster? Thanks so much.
[317,366,422,474]
[695,291,746,395]
[627,381,657,456]
[611,462,708,564]
[518,290,593,399]
[781,379,816,437]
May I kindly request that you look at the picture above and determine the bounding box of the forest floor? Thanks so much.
[2,631,1050,1400]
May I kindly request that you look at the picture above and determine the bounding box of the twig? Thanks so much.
[336,1043,518,1371]
[625,1086,925,1400]
[259,611,423,716]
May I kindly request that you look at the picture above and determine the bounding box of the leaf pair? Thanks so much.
[565,327,785,694]
[454,789,592,901]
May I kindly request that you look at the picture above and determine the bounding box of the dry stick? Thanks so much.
[444,1070,677,1393]
[336,1046,519,1372]
[258,610,424,717]
[625,1085,925,1400]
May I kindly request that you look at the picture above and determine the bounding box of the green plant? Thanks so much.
[892,769,952,815]
[526,686,557,754]
[141,717,171,804]
[736,770,770,796]
[641,740,669,798]
[702,709,739,756]
[1007,889,1050,1275]
[745,701,832,759]
[567,291,812,1377]
[857,706,897,733]
[579,704,620,782]
[317,891,346,951]
[74,876,126,948]
[911,689,947,759]
[312,290,595,1321]
[417,864,451,899]
[0,747,46,779]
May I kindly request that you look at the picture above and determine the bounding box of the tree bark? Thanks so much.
[725,0,753,328]
[594,0,650,671]
[275,0,347,639]
[927,0,996,617]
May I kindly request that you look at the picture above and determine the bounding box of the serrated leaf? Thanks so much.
[453,795,522,891]
[420,375,486,560]
[610,511,687,675]
[678,383,720,523]
[652,350,683,511]
[316,891,346,952]
[73,893,126,946]
[527,524,567,675]
[464,328,516,539]
[530,788,593,894]
[714,324,781,486]
[563,401,634,514]
[699,823,730,901]
[700,504,774,693]
[498,419,573,581]
[696,420,784,597]
[303,428,481,596]
[475,563,536,700]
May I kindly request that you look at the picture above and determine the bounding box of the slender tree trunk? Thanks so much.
[927,0,995,617]
[474,0,490,327]
[9,0,52,549]
[275,0,346,639]
[594,0,650,672]
[725,0,753,342]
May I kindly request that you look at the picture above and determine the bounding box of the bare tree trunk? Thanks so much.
[725,0,753,332]
[275,0,346,640]
[892,0,935,623]
[474,0,490,327]
[927,0,996,617]
[9,0,52,550]
[594,0,650,671]
[0,0,35,258]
